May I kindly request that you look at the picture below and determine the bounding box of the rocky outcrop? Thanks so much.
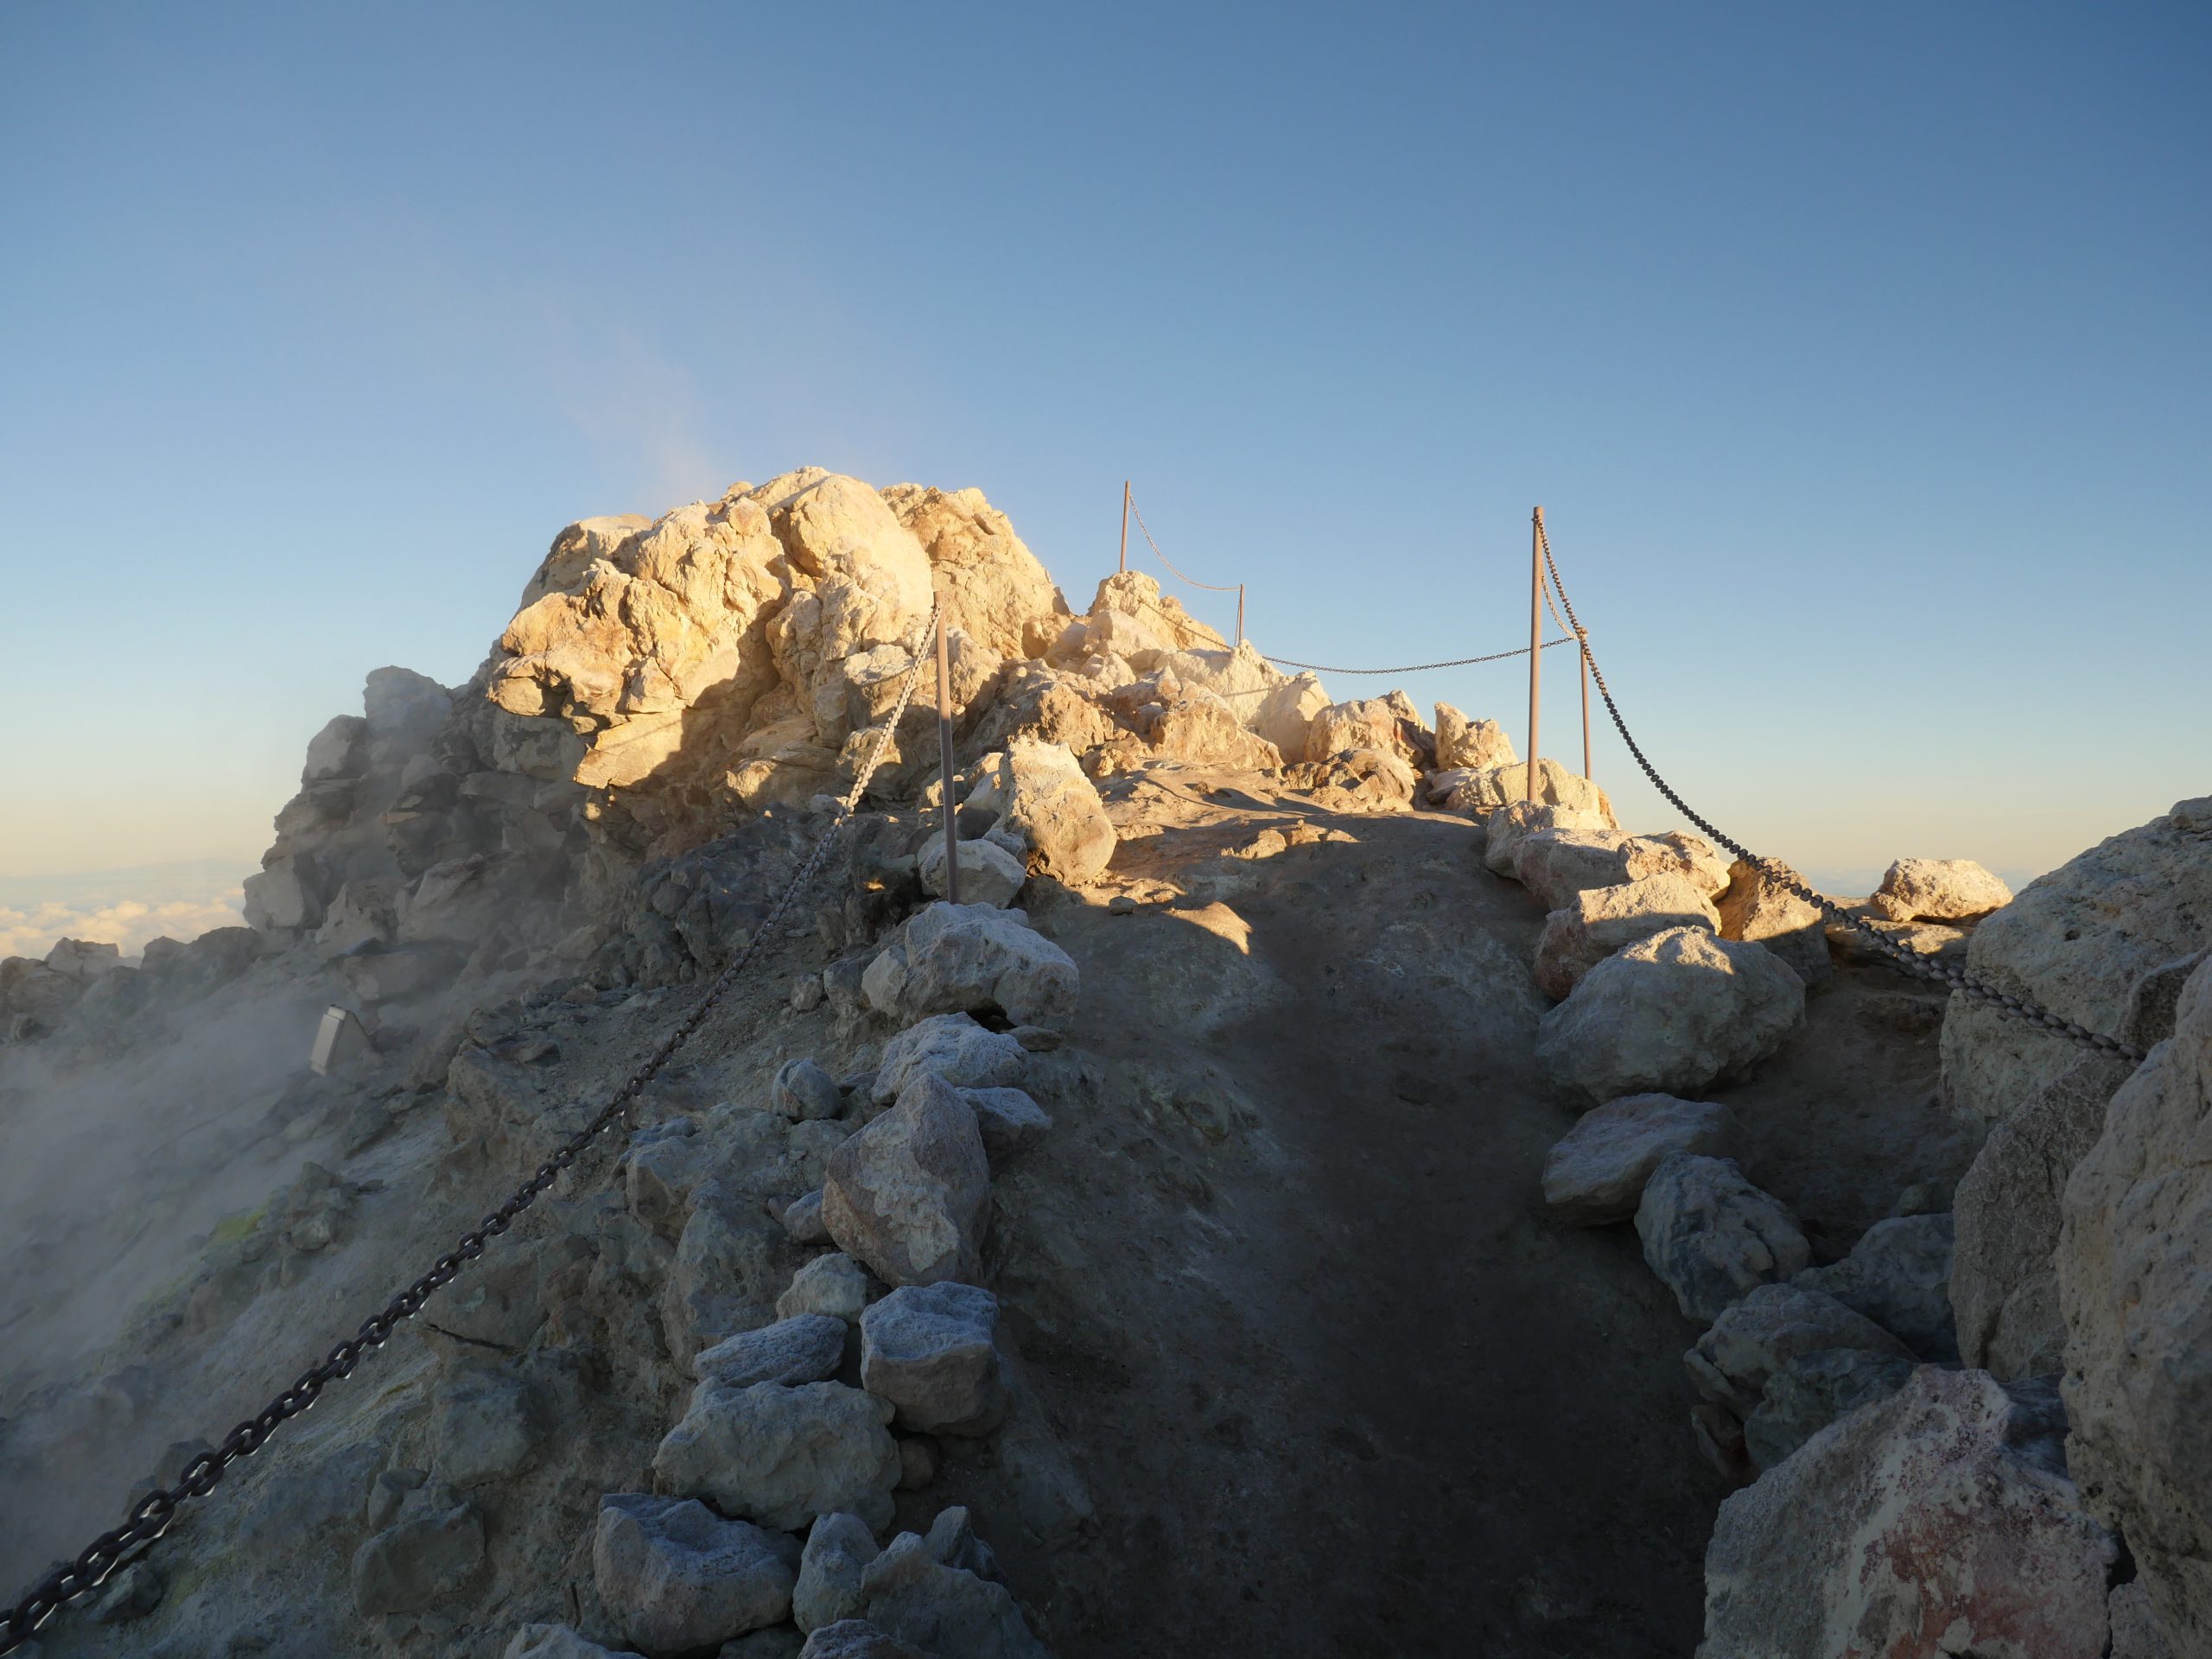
[1537,928,1806,1103]
[2057,956,2212,1645]
[1942,796,2212,1125]
[1867,856,2012,923]
[1700,1369,2118,1659]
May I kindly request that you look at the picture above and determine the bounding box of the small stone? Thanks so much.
[696,1314,849,1388]
[593,1493,800,1651]
[782,1191,833,1245]
[1007,1025,1063,1052]
[776,1059,845,1122]
[897,1438,939,1491]
[86,1561,163,1624]
[779,1254,874,1325]
[962,1087,1052,1164]
[1107,895,1137,916]
[791,977,827,1014]
[859,1283,1008,1436]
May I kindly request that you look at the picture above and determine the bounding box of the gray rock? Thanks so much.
[873,1014,1028,1105]
[2058,956,2212,1643]
[1742,1347,1918,1471]
[2109,1581,2183,1659]
[696,1315,849,1388]
[722,1630,807,1659]
[855,1525,1046,1659]
[593,1493,800,1652]
[653,1381,901,1533]
[1700,1369,2116,1659]
[863,905,1079,1031]
[962,1087,1052,1164]
[778,1254,873,1325]
[350,1499,484,1614]
[431,1365,542,1488]
[897,1439,939,1491]
[798,1622,929,1659]
[918,836,1028,908]
[1536,928,1806,1103]
[859,1283,1008,1436]
[1685,1281,1914,1415]
[1795,1213,1958,1361]
[1635,1154,1810,1324]
[776,1059,845,1122]
[795,1512,880,1633]
[85,1561,162,1624]
[501,1625,630,1659]
[1540,1093,1734,1224]
[823,1075,990,1287]
[782,1191,832,1245]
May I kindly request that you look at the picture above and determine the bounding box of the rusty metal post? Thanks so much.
[1579,625,1592,781]
[1118,480,1129,575]
[935,608,959,906]
[1528,506,1544,804]
[1236,583,1245,647]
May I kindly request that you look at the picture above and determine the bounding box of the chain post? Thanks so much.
[934,606,959,906]
[1118,480,1129,575]
[1527,506,1544,804]
[1579,623,1592,782]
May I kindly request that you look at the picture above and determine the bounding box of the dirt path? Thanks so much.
[990,779,1730,1656]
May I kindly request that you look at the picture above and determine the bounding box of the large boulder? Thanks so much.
[1482,798,1618,876]
[1441,757,1613,820]
[1952,951,2202,1379]
[853,1521,1047,1659]
[823,1073,991,1287]
[1686,1281,1912,1416]
[969,739,1115,887]
[1637,1154,1811,1324]
[1536,928,1807,1103]
[1511,827,1635,911]
[1618,832,1732,899]
[1540,1093,1735,1225]
[1700,1369,2118,1659]
[1302,695,1427,769]
[1941,796,2212,1126]
[1715,858,1833,988]
[592,1493,800,1650]
[2056,957,2212,1644]
[1868,856,2013,922]
[918,836,1027,908]
[796,1512,881,1634]
[653,1381,902,1533]
[1532,874,1721,1000]
[863,905,1078,1030]
[858,1282,1008,1436]
[1793,1213,1959,1361]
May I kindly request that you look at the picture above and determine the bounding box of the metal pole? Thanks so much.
[1236,584,1244,647]
[1579,626,1592,781]
[935,609,959,906]
[1118,481,1129,575]
[1528,506,1543,804]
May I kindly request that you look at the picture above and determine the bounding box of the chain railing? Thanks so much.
[1530,522,2143,1065]
[0,607,940,1655]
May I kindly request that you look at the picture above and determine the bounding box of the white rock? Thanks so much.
[1635,1153,1810,1323]
[1511,827,1635,910]
[779,1254,874,1325]
[1867,856,2013,922]
[918,835,1027,908]
[1443,758,1613,820]
[1536,927,1807,1103]
[866,905,1079,1031]
[1433,703,1517,770]
[1482,799,1617,876]
[1532,874,1721,1000]
[1700,1369,2117,1659]
[823,1075,991,1287]
[873,1014,1028,1105]
[653,1381,901,1534]
[695,1315,849,1388]
[1541,1093,1734,1225]
[979,739,1115,887]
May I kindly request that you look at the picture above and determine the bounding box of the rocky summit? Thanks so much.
[1,469,2204,1659]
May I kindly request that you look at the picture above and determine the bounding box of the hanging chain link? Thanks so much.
[1263,636,1576,676]
[1530,521,2144,1065]
[0,606,940,1655]
[1125,492,1242,592]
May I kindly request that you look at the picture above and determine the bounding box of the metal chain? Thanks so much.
[1530,522,2145,1065]
[0,606,940,1654]
[1264,635,1576,676]
[1126,493,1241,592]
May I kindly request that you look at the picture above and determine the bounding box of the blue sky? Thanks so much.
[2,3,2206,908]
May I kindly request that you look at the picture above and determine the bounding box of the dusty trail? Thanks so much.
[1005,779,1729,1656]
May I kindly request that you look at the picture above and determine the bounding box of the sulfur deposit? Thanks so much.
[1,469,2202,1659]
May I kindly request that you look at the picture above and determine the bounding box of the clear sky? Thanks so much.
[2,4,2206,921]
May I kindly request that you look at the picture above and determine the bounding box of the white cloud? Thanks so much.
[0,891,245,962]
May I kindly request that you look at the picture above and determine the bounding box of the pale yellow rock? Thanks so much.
[1534,874,1723,1000]
[1867,858,2012,923]
[1434,704,1517,771]
[881,482,1071,660]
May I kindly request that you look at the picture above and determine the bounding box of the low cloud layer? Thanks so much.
[0,858,250,960]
